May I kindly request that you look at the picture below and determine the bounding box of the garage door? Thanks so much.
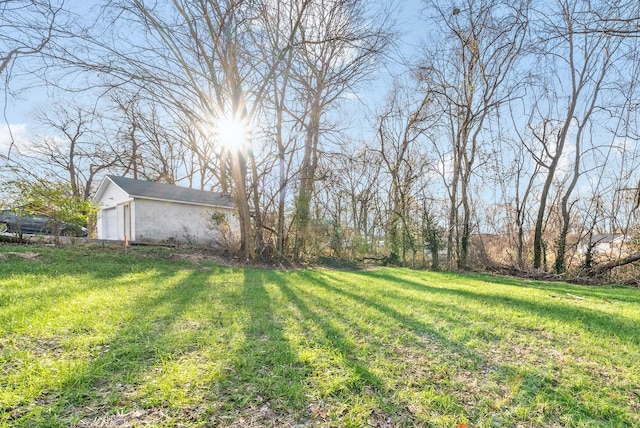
[103,207,117,239]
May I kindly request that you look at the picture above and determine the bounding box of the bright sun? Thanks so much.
[214,116,250,151]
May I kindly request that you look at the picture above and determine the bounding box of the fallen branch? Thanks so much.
[358,256,386,262]
[0,252,40,260]
[550,293,587,301]
[593,252,640,276]
[483,258,639,286]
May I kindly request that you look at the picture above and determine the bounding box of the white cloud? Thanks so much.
[0,123,28,157]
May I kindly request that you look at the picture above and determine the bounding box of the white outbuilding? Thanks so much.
[93,175,237,245]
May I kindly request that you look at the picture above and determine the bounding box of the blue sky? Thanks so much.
[1,0,429,156]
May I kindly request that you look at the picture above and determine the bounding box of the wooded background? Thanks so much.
[1,0,639,281]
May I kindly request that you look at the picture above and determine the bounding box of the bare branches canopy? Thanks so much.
[1,0,639,281]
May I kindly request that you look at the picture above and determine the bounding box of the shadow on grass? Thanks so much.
[209,268,312,425]
[291,269,636,426]
[362,269,640,345]
[3,259,637,426]
[277,273,424,426]
[4,266,216,426]
[291,269,484,366]
[278,278,386,391]
[275,270,467,424]
[0,249,190,341]
[394,268,640,304]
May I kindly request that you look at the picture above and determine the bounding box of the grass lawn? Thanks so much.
[0,245,639,427]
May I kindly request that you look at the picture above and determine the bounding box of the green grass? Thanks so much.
[1,245,639,427]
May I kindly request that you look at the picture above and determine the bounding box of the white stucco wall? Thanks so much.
[97,180,130,206]
[94,178,238,245]
[133,199,237,245]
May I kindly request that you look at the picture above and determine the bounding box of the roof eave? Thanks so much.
[128,195,234,209]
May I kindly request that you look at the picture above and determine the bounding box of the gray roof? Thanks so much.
[106,175,233,208]
[591,233,628,244]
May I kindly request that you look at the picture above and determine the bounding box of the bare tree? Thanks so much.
[77,0,316,260]
[8,103,117,200]
[376,82,431,265]
[288,0,393,260]
[580,0,640,38]
[1,0,67,159]
[419,0,529,269]
[489,106,543,269]
[0,0,62,76]
[528,0,621,272]
[110,93,201,185]
[251,0,306,258]
[318,148,384,260]
[341,150,383,258]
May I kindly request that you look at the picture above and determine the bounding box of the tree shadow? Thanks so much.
[3,261,636,426]
[274,270,454,425]
[4,266,216,425]
[293,270,475,354]
[390,268,640,304]
[207,268,312,426]
[291,269,637,426]
[0,248,192,345]
[363,269,640,344]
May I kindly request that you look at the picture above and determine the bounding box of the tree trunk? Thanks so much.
[294,99,321,260]
[230,150,254,261]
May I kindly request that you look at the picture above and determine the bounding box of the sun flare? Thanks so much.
[214,116,250,151]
